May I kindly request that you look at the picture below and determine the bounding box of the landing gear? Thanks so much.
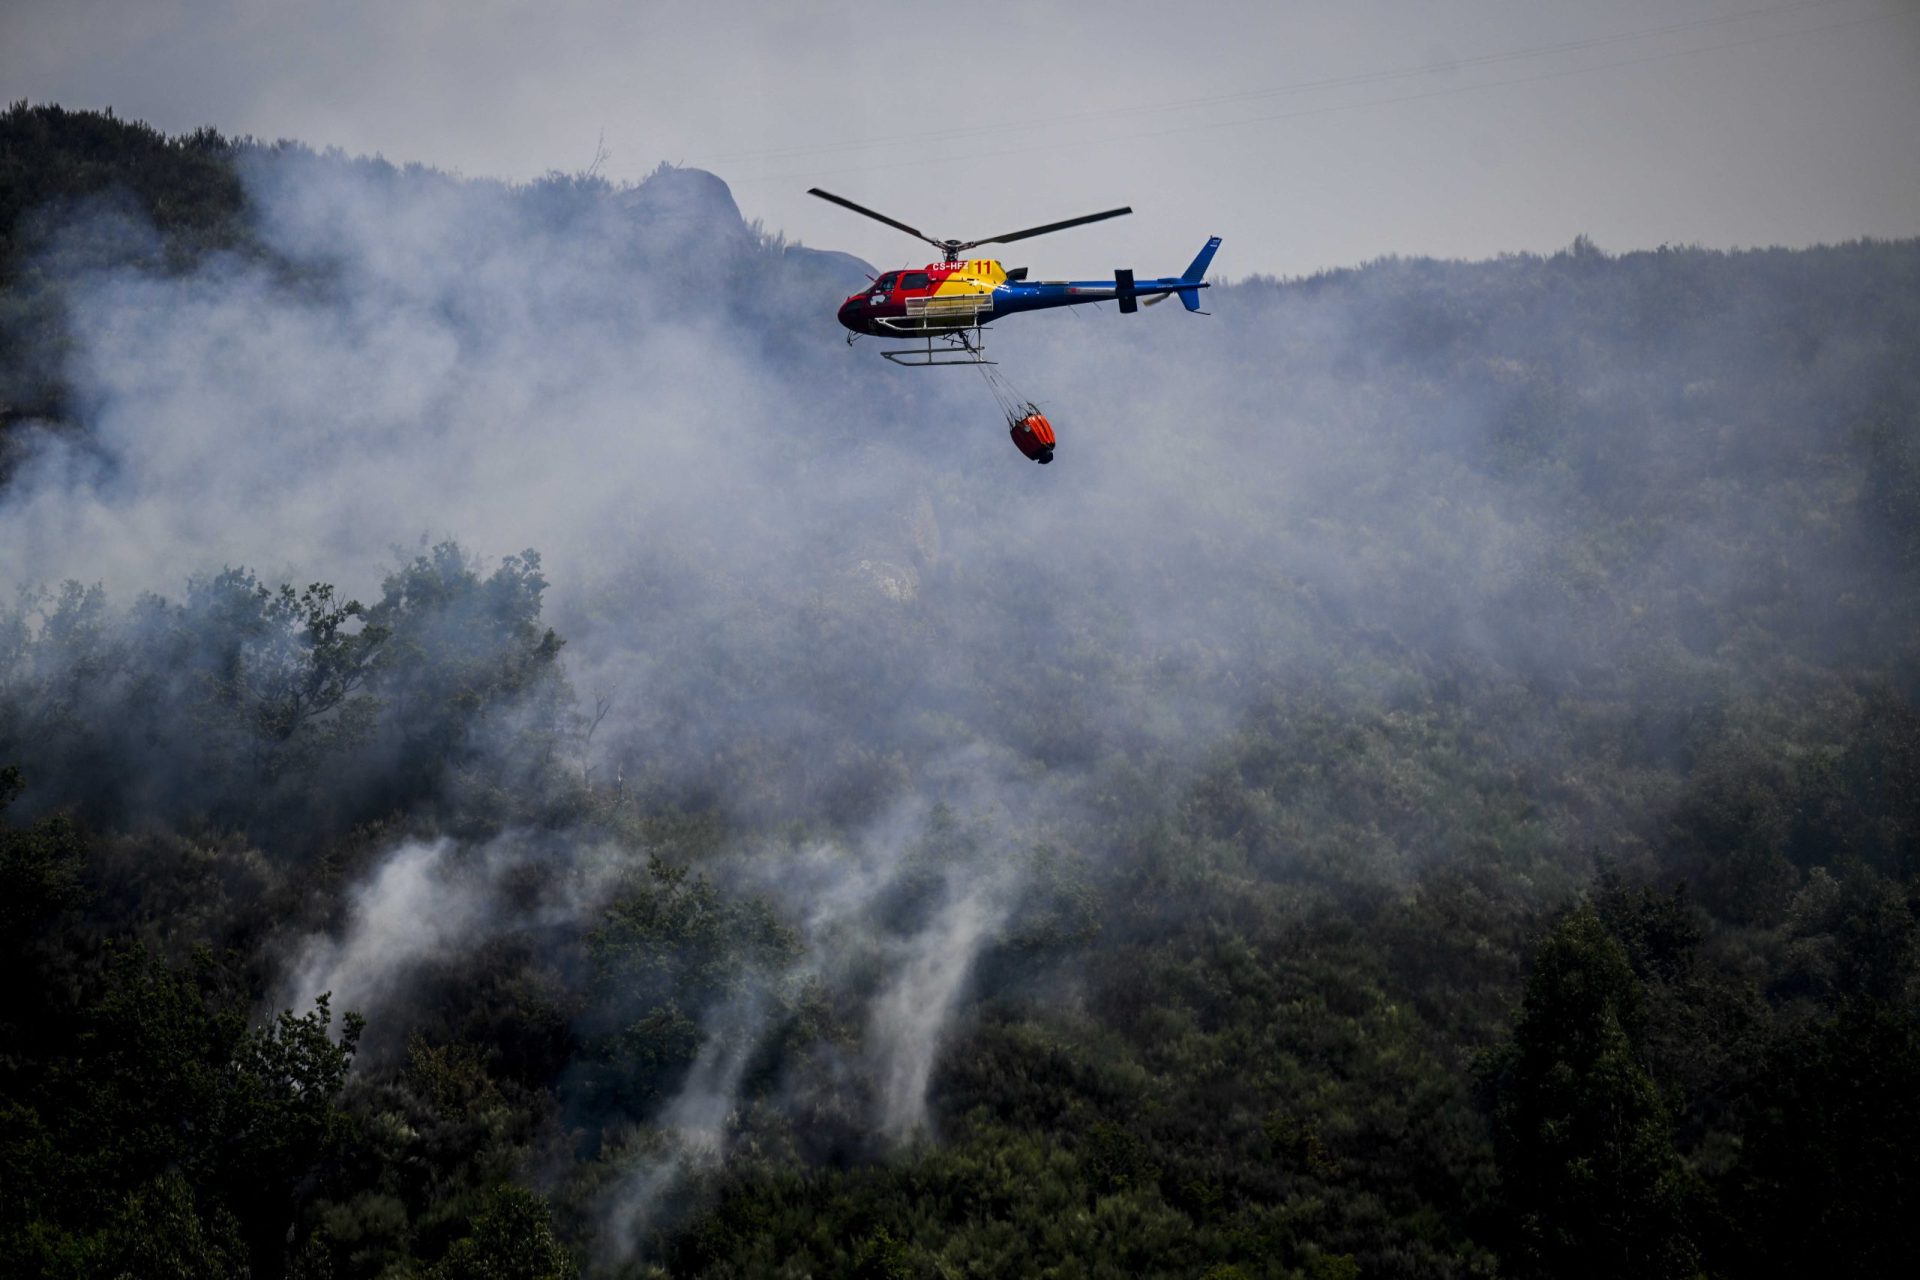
[879,327,994,367]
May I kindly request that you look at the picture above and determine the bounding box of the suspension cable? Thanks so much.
[976,360,1024,422]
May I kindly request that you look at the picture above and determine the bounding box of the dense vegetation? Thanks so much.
[1,102,1916,1277]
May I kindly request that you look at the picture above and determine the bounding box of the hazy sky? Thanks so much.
[6,0,1918,276]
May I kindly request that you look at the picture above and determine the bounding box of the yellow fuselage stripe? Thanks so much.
[931,259,1005,297]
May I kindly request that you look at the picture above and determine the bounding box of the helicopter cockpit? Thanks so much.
[866,270,933,304]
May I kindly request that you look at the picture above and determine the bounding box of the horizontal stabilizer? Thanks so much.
[1115,268,1137,314]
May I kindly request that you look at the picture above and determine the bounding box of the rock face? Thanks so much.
[617,166,872,292]
[784,243,873,295]
[620,165,754,257]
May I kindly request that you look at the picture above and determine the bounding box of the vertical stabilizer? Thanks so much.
[1181,236,1222,284]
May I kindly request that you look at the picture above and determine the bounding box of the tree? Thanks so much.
[432,1185,577,1280]
[0,764,85,947]
[0,940,363,1279]
[175,570,387,779]
[101,1172,249,1280]
[361,543,570,812]
[1729,1002,1920,1277]
[214,994,365,1275]
[582,855,797,1115]
[1484,908,1700,1278]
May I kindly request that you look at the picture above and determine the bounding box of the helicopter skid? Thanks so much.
[877,328,993,367]
[881,348,996,367]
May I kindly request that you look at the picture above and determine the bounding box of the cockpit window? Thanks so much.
[872,272,900,292]
[899,271,930,290]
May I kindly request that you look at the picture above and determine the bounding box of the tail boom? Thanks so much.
[989,236,1219,317]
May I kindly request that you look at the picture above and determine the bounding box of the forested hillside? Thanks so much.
[2,102,1916,1278]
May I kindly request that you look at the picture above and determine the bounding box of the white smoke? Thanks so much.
[8,132,1904,1271]
[593,781,1029,1264]
[280,832,626,1024]
[282,838,469,1015]
[870,886,1003,1137]
[596,991,767,1265]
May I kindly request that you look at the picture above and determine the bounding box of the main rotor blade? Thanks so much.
[807,188,945,250]
[958,206,1133,252]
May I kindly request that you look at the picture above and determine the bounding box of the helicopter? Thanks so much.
[810,188,1220,366]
